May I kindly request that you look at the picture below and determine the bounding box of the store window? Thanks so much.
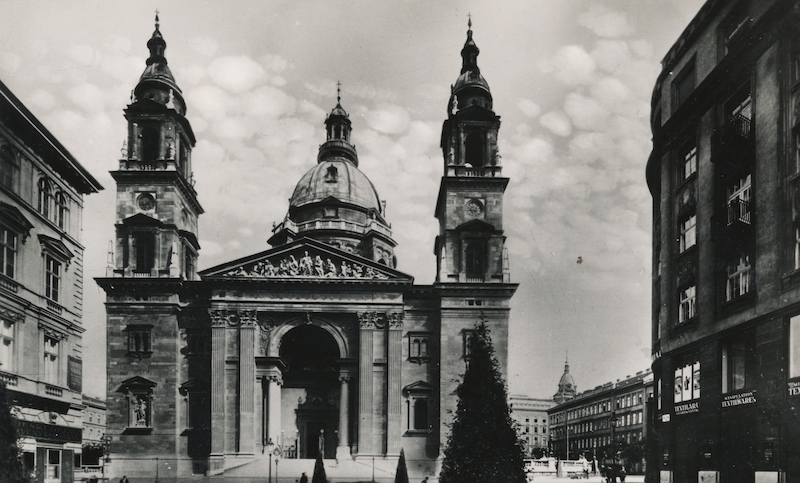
[45,449,60,483]
[722,335,755,393]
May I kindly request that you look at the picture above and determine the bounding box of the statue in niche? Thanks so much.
[134,397,147,426]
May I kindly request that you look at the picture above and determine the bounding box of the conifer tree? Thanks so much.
[311,451,327,483]
[439,317,526,483]
[394,448,409,483]
[0,381,28,483]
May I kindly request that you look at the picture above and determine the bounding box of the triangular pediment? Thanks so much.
[454,218,496,233]
[121,213,164,227]
[117,376,157,392]
[199,237,412,282]
[403,381,434,394]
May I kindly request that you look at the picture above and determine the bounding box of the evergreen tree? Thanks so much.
[0,381,28,483]
[394,448,409,483]
[439,317,526,483]
[311,451,327,483]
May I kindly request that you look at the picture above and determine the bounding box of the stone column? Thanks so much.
[239,311,257,455]
[209,310,227,470]
[386,313,403,455]
[266,371,283,447]
[358,313,374,455]
[336,374,351,460]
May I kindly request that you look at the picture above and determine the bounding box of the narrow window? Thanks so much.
[44,335,59,385]
[464,133,484,168]
[55,192,68,230]
[46,449,61,481]
[133,232,155,273]
[789,315,800,379]
[413,399,429,430]
[465,240,486,281]
[679,215,697,252]
[45,256,61,302]
[0,319,14,371]
[0,225,17,279]
[673,61,696,109]
[681,144,697,181]
[141,127,160,161]
[726,255,752,301]
[722,339,748,393]
[726,173,751,225]
[38,179,52,218]
[0,145,18,190]
[679,285,696,323]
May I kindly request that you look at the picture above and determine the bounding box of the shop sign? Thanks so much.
[661,414,671,423]
[721,390,757,408]
[789,381,800,397]
[15,420,81,443]
[674,401,699,415]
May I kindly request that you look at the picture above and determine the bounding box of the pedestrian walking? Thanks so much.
[120,476,129,483]
[299,472,308,483]
[618,465,626,483]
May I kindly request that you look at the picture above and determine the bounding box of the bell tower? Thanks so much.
[109,14,203,279]
[435,19,509,284]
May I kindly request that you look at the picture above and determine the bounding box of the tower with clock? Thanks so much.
[435,18,509,285]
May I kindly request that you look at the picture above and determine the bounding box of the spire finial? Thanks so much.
[336,80,341,104]
[155,9,160,30]
[468,13,472,30]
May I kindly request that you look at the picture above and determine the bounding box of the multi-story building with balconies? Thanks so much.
[647,1,800,482]
[0,78,103,482]
[547,370,653,474]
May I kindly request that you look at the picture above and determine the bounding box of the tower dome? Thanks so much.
[269,89,397,266]
[133,13,186,115]
[451,18,493,112]
[553,357,577,404]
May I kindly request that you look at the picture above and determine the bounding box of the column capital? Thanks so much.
[209,309,257,327]
[357,311,404,329]
[266,373,283,386]
[338,374,352,384]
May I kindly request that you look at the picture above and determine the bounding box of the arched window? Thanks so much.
[38,178,52,218]
[465,133,484,168]
[141,127,160,161]
[55,192,68,230]
[413,399,428,430]
[1,144,18,189]
[465,240,486,282]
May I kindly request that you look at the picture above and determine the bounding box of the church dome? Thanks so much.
[289,159,382,214]
[451,19,493,111]
[133,14,186,115]
[558,371,575,391]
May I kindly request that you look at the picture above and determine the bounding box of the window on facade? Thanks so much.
[465,239,486,282]
[679,215,696,253]
[726,173,751,225]
[0,225,17,279]
[721,4,750,56]
[463,329,476,360]
[43,335,59,385]
[726,88,752,138]
[679,285,696,323]
[413,398,429,430]
[722,337,754,393]
[673,61,696,109]
[0,319,14,371]
[45,255,61,302]
[464,133,484,168]
[323,206,338,218]
[46,449,61,481]
[141,127,160,161]
[38,178,52,218]
[127,326,152,358]
[0,145,18,191]
[408,333,430,362]
[726,255,752,302]
[680,143,697,181]
[54,193,68,230]
[132,232,155,273]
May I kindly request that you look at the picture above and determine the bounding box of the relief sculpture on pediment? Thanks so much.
[223,252,389,280]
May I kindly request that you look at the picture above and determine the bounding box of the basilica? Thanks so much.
[97,17,517,481]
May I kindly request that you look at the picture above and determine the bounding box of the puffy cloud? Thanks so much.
[539,111,572,137]
[547,45,596,85]
[67,83,108,112]
[27,89,57,111]
[208,56,266,93]
[262,54,289,72]
[577,5,635,38]
[517,98,541,118]
[563,92,610,131]
[66,44,101,66]
[365,104,410,135]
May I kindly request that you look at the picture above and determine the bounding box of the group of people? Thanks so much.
[600,464,626,483]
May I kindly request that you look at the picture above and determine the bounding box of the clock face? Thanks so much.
[138,193,155,211]
[465,199,484,217]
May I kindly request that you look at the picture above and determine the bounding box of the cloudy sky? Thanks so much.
[1,0,706,399]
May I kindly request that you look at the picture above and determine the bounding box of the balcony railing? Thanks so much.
[728,114,752,139]
[447,166,503,177]
[725,199,751,226]
[274,218,394,239]
[711,115,754,170]
[45,384,63,397]
[0,371,18,386]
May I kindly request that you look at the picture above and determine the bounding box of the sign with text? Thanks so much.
[68,357,82,393]
[674,401,699,415]
[721,390,757,408]
[789,380,800,397]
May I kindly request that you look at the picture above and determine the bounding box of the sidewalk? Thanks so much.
[529,475,645,483]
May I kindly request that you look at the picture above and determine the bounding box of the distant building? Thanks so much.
[647,1,800,482]
[0,78,103,483]
[547,370,653,474]
[552,357,577,404]
[508,395,555,457]
[81,395,107,465]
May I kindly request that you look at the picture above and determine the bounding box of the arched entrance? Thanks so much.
[279,324,340,459]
